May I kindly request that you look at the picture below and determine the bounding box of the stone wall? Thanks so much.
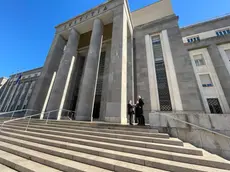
[185,35,230,108]
[134,15,203,123]
[149,112,230,160]
[180,15,230,37]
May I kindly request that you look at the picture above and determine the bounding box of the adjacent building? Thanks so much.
[1,0,230,124]
[0,68,42,112]
[0,77,7,89]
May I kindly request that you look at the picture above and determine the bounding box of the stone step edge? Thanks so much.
[0,140,166,172]
[1,130,230,170]
[6,121,160,136]
[3,125,202,156]
[3,124,184,147]
[0,135,226,172]
[0,150,34,172]
[0,141,113,172]
[0,149,61,172]
[5,122,169,139]
[8,120,158,132]
[29,119,154,129]
[0,163,18,172]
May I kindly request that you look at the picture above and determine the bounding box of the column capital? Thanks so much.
[68,27,79,34]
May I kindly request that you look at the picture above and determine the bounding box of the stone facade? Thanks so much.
[0,68,42,112]
[1,0,230,124]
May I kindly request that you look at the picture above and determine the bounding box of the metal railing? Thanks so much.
[0,109,76,132]
[0,109,38,119]
[153,111,230,140]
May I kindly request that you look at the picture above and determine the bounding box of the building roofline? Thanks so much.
[131,0,162,13]
[9,67,43,77]
[0,77,8,80]
[55,0,110,28]
[181,13,230,30]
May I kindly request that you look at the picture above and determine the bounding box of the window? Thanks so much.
[193,54,205,66]
[207,98,223,114]
[187,36,200,43]
[216,29,230,36]
[200,74,213,87]
[225,49,230,61]
[152,35,172,111]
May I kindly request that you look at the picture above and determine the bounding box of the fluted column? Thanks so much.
[46,29,80,119]
[75,19,104,121]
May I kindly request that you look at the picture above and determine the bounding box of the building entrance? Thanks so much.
[92,52,106,120]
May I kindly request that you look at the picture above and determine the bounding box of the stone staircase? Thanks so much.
[0,119,230,172]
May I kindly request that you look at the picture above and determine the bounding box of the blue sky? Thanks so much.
[0,0,229,77]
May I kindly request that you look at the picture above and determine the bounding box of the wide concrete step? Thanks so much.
[1,135,229,172]
[8,120,161,137]
[11,119,158,132]
[3,124,184,147]
[33,119,156,131]
[1,130,230,170]
[0,137,170,172]
[0,149,61,172]
[0,141,114,172]
[0,163,18,172]
[5,122,169,139]
[3,124,202,155]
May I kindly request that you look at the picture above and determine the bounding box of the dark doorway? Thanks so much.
[69,56,86,114]
[207,98,223,114]
[93,95,101,119]
[92,52,106,120]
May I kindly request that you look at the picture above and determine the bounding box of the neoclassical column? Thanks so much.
[28,34,66,112]
[46,29,80,119]
[105,6,128,124]
[75,19,104,121]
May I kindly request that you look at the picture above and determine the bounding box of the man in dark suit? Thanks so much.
[138,96,145,126]
[127,100,134,125]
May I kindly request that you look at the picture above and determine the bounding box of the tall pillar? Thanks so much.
[46,29,80,118]
[28,34,66,112]
[105,6,128,124]
[75,19,104,121]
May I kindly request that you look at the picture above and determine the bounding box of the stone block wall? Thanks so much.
[149,112,230,160]
[134,15,203,123]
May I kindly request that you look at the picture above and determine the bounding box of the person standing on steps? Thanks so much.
[127,100,134,125]
[135,100,140,125]
[138,95,145,126]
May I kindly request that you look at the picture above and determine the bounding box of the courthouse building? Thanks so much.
[0,0,230,124]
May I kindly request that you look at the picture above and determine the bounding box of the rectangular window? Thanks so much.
[225,49,230,61]
[207,98,223,114]
[187,36,200,43]
[216,29,230,36]
[193,54,205,66]
[152,35,172,111]
[200,74,213,87]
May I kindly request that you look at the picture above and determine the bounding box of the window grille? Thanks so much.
[207,98,223,114]
[152,36,172,111]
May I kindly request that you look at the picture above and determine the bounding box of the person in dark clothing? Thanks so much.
[127,100,134,125]
[135,101,141,125]
[138,96,145,126]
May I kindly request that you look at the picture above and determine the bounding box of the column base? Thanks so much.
[104,117,121,123]
[105,102,127,124]
[75,115,91,121]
